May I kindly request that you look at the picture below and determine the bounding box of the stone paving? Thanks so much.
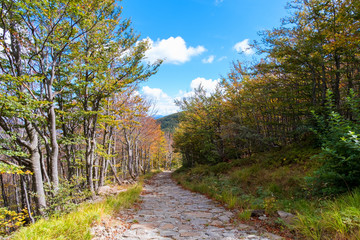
[92,171,281,240]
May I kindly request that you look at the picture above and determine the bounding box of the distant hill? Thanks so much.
[153,115,164,119]
[157,112,181,133]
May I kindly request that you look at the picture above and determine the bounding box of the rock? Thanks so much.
[178,224,193,230]
[180,232,200,237]
[259,215,268,220]
[160,230,177,237]
[263,232,284,240]
[184,211,213,218]
[277,210,296,225]
[210,220,223,226]
[223,232,236,238]
[218,215,230,222]
[160,223,174,230]
[130,224,143,229]
[92,172,270,240]
[251,209,266,218]
[237,223,253,230]
[97,186,112,195]
[207,231,222,238]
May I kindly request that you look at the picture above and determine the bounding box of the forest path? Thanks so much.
[92,171,279,240]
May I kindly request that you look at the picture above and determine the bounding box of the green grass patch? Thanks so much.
[12,183,145,240]
[173,144,317,213]
[173,143,360,239]
[238,210,252,221]
[294,189,360,240]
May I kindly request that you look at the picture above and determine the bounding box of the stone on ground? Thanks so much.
[92,172,282,239]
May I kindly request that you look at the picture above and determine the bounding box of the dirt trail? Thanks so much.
[92,171,281,240]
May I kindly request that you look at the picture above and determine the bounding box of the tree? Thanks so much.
[0,0,162,219]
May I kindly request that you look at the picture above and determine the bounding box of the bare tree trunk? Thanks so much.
[333,52,341,108]
[109,161,122,185]
[124,131,136,180]
[127,143,134,179]
[48,102,59,191]
[122,146,127,179]
[85,137,95,195]
[39,143,51,186]
[31,145,47,213]
[111,135,117,183]
[0,175,8,208]
[21,176,35,223]
[134,141,139,177]
[99,127,113,187]
[14,175,21,213]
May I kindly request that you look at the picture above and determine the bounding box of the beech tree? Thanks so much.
[0,0,164,226]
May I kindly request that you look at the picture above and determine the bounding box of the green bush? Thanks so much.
[209,162,232,175]
[44,179,91,217]
[311,90,360,195]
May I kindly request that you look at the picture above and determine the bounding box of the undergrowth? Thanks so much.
[173,144,360,239]
[293,189,360,240]
[12,171,160,240]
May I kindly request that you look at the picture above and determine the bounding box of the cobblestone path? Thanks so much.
[92,172,281,240]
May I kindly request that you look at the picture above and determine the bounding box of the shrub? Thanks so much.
[44,179,91,217]
[311,90,360,195]
[209,162,232,175]
[0,208,28,235]
[13,184,142,240]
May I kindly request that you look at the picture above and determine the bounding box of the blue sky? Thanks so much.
[121,0,289,115]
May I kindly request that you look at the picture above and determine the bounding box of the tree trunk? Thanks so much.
[333,52,341,108]
[21,176,35,223]
[85,137,95,195]
[48,102,59,191]
[127,144,135,179]
[0,175,8,208]
[31,145,47,213]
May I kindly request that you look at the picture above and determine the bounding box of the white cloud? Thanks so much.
[142,86,179,115]
[218,56,227,62]
[176,77,221,99]
[141,78,221,115]
[143,36,206,65]
[190,77,220,93]
[233,39,254,55]
[215,0,224,5]
[142,86,169,100]
[202,55,215,64]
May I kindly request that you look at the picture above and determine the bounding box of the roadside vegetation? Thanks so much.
[0,0,180,236]
[173,1,360,239]
[173,144,360,239]
[12,171,159,240]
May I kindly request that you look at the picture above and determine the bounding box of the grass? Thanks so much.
[12,185,141,240]
[12,170,160,240]
[293,189,360,240]
[173,143,360,239]
[173,144,318,212]
[238,210,252,221]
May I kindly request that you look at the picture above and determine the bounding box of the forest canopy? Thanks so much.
[174,0,360,194]
[0,0,178,234]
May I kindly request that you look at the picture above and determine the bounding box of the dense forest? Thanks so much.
[175,0,360,192]
[0,0,178,234]
[157,113,180,133]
